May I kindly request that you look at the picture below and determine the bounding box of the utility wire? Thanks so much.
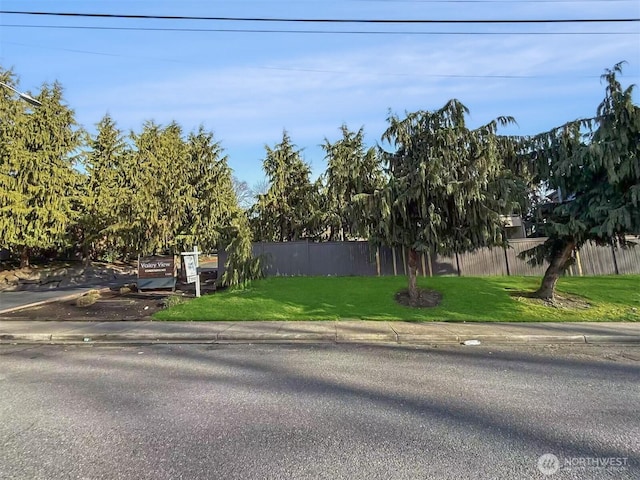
[355,0,637,2]
[1,11,638,24]
[2,24,635,35]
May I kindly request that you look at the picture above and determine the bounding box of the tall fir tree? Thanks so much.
[358,100,520,302]
[251,131,321,242]
[522,63,640,300]
[0,75,82,266]
[80,114,133,260]
[322,125,384,241]
[129,121,191,255]
[179,126,237,251]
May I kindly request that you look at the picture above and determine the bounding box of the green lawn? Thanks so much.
[153,275,640,322]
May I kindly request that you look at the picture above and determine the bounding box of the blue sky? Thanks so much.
[1,0,639,188]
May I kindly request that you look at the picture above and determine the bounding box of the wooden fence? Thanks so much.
[217,238,640,278]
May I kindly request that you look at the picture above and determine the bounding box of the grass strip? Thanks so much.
[153,275,640,322]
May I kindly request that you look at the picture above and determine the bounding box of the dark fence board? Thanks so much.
[215,239,638,280]
[308,241,377,276]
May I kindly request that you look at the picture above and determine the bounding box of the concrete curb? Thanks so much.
[585,335,640,345]
[336,333,398,343]
[2,332,639,346]
[397,334,459,344]
[1,333,53,342]
[456,334,588,345]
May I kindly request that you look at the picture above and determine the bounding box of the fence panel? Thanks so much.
[615,238,640,274]
[504,239,548,276]
[431,254,459,276]
[458,248,508,276]
[230,238,638,279]
[578,243,617,276]
[217,250,228,280]
[377,246,398,276]
[253,241,310,276]
[308,241,377,276]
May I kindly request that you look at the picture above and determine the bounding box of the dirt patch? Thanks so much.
[1,288,167,321]
[395,288,442,308]
[508,290,591,310]
[0,283,219,321]
[0,261,136,292]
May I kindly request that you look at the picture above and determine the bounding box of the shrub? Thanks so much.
[76,291,100,307]
[163,295,189,308]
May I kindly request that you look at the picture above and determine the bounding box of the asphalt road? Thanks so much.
[0,344,638,480]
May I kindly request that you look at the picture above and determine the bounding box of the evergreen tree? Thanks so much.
[322,125,384,241]
[0,76,82,266]
[80,114,133,260]
[522,63,639,300]
[358,100,520,302]
[220,212,263,287]
[179,126,237,251]
[251,131,321,241]
[180,127,262,286]
[129,121,191,255]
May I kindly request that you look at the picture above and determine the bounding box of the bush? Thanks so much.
[163,295,189,308]
[76,290,101,307]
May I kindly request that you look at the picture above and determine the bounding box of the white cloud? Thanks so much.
[68,27,638,184]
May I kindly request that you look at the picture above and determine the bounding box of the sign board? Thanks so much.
[138,256,175,278]
[183,254,198,284]
[181,246,202,297]
[137,255,176,290]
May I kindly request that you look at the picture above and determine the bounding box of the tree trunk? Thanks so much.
[407,248,419,302]
[328,225,336,242]
[536,240,576,301]
[82,240,91,267]
[83,253,92,267]
[20,246,30,268]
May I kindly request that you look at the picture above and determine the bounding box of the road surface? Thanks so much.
[1,344,638,479]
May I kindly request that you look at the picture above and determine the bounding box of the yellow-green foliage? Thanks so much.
[163,294,189,308]
[221,214,264,287]
[76,291,101,307]
[0,73,82,264]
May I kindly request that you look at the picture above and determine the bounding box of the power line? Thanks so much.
[5,23,638,36]
[2,24,636,35]
[354,0,637,2]
[1,11,638,24]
